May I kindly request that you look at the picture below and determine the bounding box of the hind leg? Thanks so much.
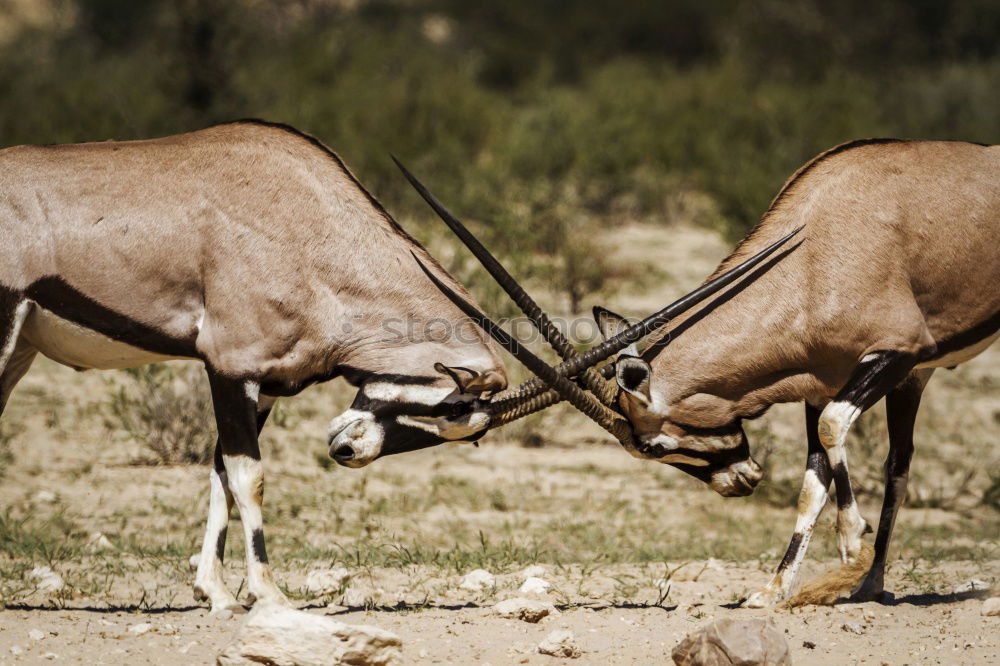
[0,293,34,416]
[851,368,933,602]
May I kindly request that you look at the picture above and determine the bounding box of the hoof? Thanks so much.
[744,589,781,609]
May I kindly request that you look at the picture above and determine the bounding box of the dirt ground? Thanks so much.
[1,222,998,664]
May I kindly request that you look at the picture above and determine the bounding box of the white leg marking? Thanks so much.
[194,466,241,613]
[244,380,260,402]
[222,454,288,607]
[746,468,829,607]
[819,400,867,563]
[363,382,453,405]
[0,301,30,370]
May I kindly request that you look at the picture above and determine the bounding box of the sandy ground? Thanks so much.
[1,222,998,664]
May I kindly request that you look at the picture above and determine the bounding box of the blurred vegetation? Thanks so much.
[102,365,216,464]
[1,0,999,307]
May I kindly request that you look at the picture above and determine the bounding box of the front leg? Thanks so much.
[193,442,242,613]
[207,372,288,608]
[746,403,832,607]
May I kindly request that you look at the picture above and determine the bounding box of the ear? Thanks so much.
[615,356,652,406]
[434,363,506,395]
[593,306,638,357]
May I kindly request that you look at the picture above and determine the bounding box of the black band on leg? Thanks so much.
[251,528,268,564]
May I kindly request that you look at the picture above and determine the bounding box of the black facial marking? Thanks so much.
[215,528,228,563]
[251,528,268,564]
[24,276,197,358]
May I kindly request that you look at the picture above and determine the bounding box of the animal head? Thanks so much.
[328,362,506,468]
[595,308,762,497]
[387,157,798,490]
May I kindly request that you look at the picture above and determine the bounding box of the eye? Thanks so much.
[448,401,473,419]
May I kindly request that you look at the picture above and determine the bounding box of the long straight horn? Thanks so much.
[497,226,803,401]
[392,156,616,405]
[412,253,633,444]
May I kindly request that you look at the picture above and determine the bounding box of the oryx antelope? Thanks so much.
[0,121,784,614]
[399,138,999,607]
[0,120,522,614]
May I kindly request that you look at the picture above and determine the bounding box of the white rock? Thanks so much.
[493,598,558,623]
[982,597,1000,617]
[42,653,58,660]
[216,603,401,666]
[521,565,547,579]
[179,641,199,655]
[29,629,46,641]
[188,554,201,572]
[214,609,235,621]
[305,568,353,596]
[953,579,991,594]
[87,532,115,552]
[518,577,551,596]
[10,645,24,656]
[459,569,495,592]
[128,623,153,636]
[841,622,865,635]
[33,490,57,503]
[537,629,580,658]
[28,566,64,593]
[341,587,368,608]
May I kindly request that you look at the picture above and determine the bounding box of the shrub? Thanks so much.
[103,364,216,465]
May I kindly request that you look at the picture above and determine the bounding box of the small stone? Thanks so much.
[28,566,64,593]
[518,577,551,597]
[179,641,199,655]
[802,641,817,649]
[953,579,990,594]
[460,569,495,592]
[841,622,865,635]
[521,565,547,579]
[216,604,401,666]
[214,609,235,621]
[33,490,57,503]
[128,623,153,636]
[493,598,558,623]
[537,630,580,658]
[982,597,1000,616]
[29,629,46,641]
[304,568,353,597]
[10,645,24,655]
[86,532,115,552]
[188,554,200,572]
[42,653,58,660]
[672,618,790,666]
[341,587,368,607]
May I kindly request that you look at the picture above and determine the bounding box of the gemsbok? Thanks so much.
[0,120,788,614]
[397,137,999,606]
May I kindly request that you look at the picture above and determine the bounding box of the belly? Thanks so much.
[20,304,188,370]
[917,329,1000,369]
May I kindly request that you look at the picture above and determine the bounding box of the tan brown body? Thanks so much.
[646,139,1000,429]
[612,139,1000,607]
[0,121,507,614]
[0,121,502,386]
